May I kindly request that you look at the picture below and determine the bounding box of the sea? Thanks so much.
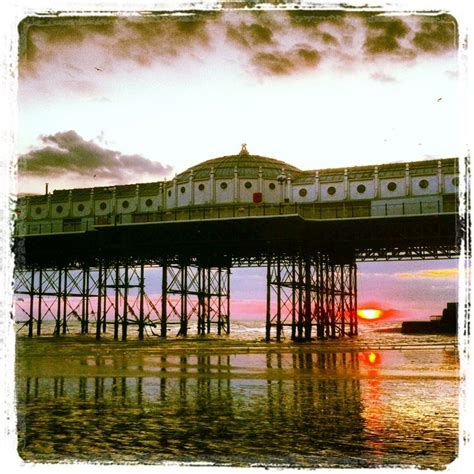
[14,319,460,469]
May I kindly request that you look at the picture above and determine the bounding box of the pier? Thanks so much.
[13,148,460,341]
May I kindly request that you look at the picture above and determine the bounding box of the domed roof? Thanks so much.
[175,144,303,182]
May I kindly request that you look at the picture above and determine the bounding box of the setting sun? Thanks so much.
[358,309,383,320]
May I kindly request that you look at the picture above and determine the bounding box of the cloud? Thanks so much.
[18,10,458,82]
[395,268,459,279]
[413,15,458,53]
[370,71,397,83]
[19,13,216,75]
[252,45,320,75]
[364,16,411,56]
[287,10,347,29]
[226,21,275,49]
[18,130,172,183]
[19,17,117,77]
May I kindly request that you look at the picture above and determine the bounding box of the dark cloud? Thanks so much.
[19,13,216,73]
[18,10,459,81]
[226,22,274,49]
[320,32,338,45]
[287,10,347,29]
[19,17,116,75]
[364,17,410,55]
[252,45,320,75]
[116,14,213,65]
[413,15,458,53]
[18,131,172,182]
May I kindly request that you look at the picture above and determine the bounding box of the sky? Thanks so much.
[14,6,462,321]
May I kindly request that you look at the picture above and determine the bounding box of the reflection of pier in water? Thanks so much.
[17,351,364,464]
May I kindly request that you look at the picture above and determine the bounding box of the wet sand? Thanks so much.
[15,333,459,468]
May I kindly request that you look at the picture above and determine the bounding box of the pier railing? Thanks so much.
[14,198,454,237]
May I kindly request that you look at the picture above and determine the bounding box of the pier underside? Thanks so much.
[13,213,458,341]
[14,252,356,341]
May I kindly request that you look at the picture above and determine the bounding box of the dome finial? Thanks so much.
[239,143,249,156]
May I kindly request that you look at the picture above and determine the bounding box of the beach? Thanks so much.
[15,320,459,468]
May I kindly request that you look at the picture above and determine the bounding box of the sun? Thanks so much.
[357,309,383,321]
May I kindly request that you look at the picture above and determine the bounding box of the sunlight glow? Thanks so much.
[357,309,383,320]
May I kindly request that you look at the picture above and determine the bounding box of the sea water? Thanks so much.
[14,320,459,468]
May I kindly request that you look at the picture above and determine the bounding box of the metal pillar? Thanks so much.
[36,267,43,335]
[161,259,168,337]
[55,268,62,336]
[28,267,35,338]
[96,262,103,340]
[121,262,128,341]
[266,252,357,341]
[138,261,145,340]
[14,265,100,337]
[162,262,230,337]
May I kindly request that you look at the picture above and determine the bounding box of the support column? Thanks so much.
[62,269,68,334]
[138,261,145,340]
[55,268,62,336]
[161,259,168,337]
[180,265,188,336]
[121,262,129,341]
[96,262,103,340]
[81,266,89,334]
[114,263,120,339]
[266,252,357,341]
[102,262,108,334]
[304,257,312,341]
[28,267,35,338]
[37,267,43,336]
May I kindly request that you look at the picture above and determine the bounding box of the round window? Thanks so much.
[220,182,228,190]
[452,177,459,187]
[327,186,336,196]
[419,179,429,189]
[78,203,85,212]
[56,205,63,213]
[122,200,129,209]
[387,182,397,191]
[145,198,153,207]
[299,188,307,197]
[198,184,205,191]
[244,181,252,189]
[99,202,107,210]
[269,183,276,190]
[356,184,366,194]
[167,190,172,197]
[180,186,186,194]
[35,207,42,215]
